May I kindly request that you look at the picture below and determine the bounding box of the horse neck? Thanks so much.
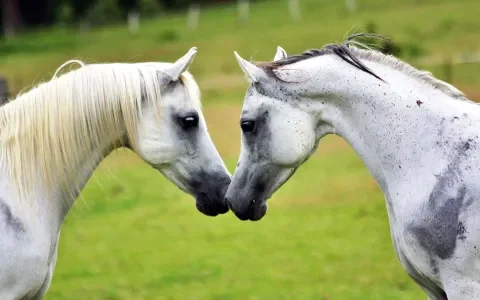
[311,59,478,210]
[0,134,118,240]
[0,86,127,232]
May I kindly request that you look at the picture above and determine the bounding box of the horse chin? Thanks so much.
[231,201,268,221]
[195,193,229,217]
[249,202,268,221]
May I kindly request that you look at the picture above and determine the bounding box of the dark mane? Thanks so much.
[259,33,389,82]
[256,33,467,101]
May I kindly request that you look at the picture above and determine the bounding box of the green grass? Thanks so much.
[2,0,479,298]
[50,140,422,299]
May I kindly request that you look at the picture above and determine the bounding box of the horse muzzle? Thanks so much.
[193,172,231,217]
[226,197,268,221]
[195,192,229,216]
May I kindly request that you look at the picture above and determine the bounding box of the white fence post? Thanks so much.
[238,0,250,23]
[288,0,302,21]
[346,0,357,14]
[186,4,200,30]
[127,11,140,34]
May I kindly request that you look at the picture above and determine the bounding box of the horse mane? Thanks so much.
[0,60,200,207]
[260,33,467,101]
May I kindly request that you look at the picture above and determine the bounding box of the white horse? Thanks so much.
[0,48,231,299]
[227,34,480,299]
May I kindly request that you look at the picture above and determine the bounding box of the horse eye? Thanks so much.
[241,120,256,133]
[179,115,199,130]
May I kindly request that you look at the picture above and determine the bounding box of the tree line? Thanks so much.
[1,0,238,37]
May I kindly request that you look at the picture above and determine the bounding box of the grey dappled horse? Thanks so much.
[227,35,480,299]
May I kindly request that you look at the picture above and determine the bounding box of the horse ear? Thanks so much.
[166,47,197,81]
[234,51,266,83]
[274,46,287,61]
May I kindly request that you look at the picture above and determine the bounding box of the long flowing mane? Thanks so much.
[0,61,200,206]
[260,33,468,101]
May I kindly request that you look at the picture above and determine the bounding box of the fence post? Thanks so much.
[345,0,357,14]
[238,0,250,24]
[186,4,200,31]
[127,11,140,34]
[288,0,302,21]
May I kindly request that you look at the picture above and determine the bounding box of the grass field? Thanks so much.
[1,0,479,299]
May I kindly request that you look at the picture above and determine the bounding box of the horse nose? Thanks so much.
[225,197,252,221]
[220,176,232,197]
[225,197,238,214]
[225,197,233,210]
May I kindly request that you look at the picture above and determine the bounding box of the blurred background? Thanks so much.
[1,0,479,299]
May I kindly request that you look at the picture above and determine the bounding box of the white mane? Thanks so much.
[350,47,468,101]
[0,60,200,206]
